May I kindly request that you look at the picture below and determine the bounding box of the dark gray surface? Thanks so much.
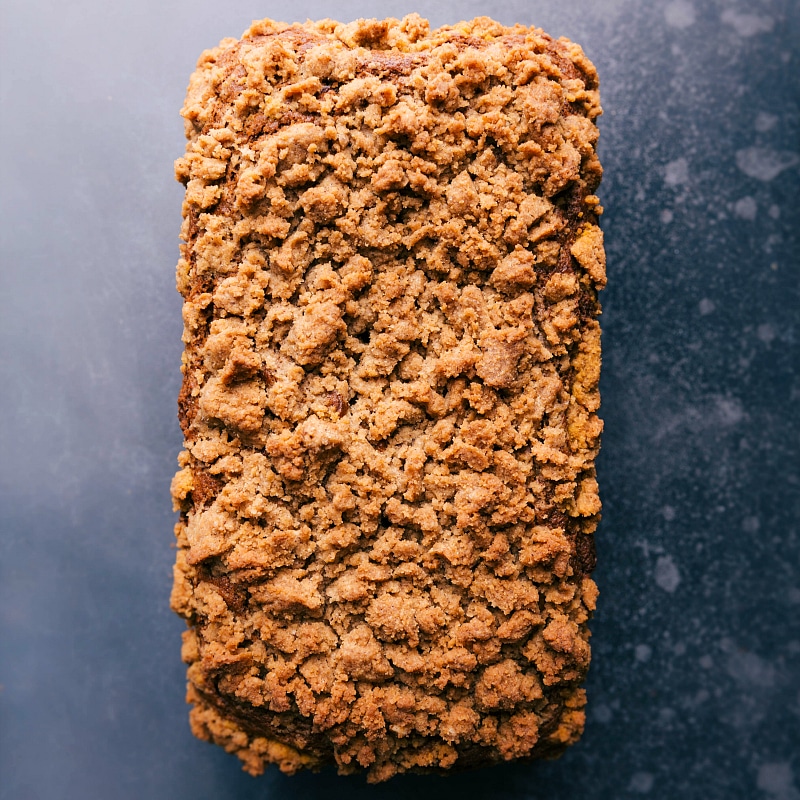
[1,0,798,798]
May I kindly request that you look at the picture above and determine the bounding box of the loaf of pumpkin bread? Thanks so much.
[170,14,605,782]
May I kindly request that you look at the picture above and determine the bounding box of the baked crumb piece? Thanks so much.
[172,13,604,782]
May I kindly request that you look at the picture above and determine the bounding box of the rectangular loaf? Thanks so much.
[170,14,605,782]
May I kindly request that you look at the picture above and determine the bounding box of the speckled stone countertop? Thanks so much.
[1,1,797,799]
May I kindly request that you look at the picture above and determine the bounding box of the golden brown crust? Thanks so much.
[171,14,604,782]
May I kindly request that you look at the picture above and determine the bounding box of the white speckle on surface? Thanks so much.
[655,555,681,593]
[755,112,779,132]
[654,394,745,443]
[635,644,652,662]
[769,204,781,219]
[726,649,776,688]
[593,704,613,724]
[736,147,800,181]
[629,772,655,793]
[758,323,776,344]
[721,9,775,36]
[757,762,800,800]
[659,708,676,725]
[734,196,758,220]
[662,504,676,521]
[742,516,761,533]
[788,588,800,605]
[665,158,689,186]
[673,642,686,656]
[694,689,710,704]
[635,539,659,558]
[699,298,715,315]
[661,209,674,224]
[716,396,745,425]
[699,654,714,668]
[664,0,696,28]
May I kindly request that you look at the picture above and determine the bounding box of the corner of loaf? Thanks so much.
[171,13,604,782]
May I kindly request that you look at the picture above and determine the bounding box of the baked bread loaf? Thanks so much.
[170,14,604,782]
